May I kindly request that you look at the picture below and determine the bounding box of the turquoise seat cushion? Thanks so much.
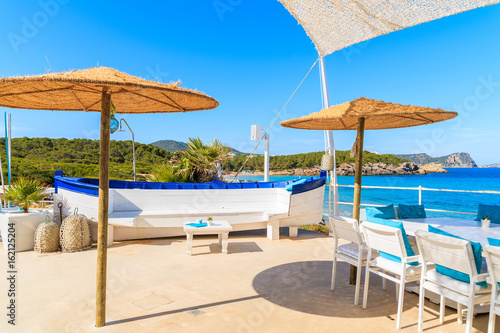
[475,204,500,224]
[369,217,418,265]
[488,237,500,247]
[428,225,487,288]
[366,204,396,220]
[285,178,307,191]
[398,204,426,219]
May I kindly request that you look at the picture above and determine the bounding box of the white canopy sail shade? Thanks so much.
[278,0,500,57]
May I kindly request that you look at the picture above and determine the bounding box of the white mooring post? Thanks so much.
[419,186,422,205]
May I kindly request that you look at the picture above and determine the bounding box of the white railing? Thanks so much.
[324,183,500,217]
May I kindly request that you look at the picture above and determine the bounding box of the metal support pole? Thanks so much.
[0,150,4,209]
[96,90,111,327]
[319,57,339,215]
[119,119,136,181]
[7,113,11,186]
[264,133,269,182]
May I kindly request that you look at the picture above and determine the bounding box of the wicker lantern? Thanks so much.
[60,209,93,253]
[34,216,60,253]
[320,153,334,170]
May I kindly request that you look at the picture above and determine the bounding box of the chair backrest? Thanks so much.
[484,245,500,286]
[329,215,363,245]
[415,230,475,276]
[361,221,407,258]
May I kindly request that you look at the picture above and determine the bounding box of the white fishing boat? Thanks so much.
[54,171,326,242]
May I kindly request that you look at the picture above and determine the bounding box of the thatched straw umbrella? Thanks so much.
[0,67,218,327]
[280,97,457,222]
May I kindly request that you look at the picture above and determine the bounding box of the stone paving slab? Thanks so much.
[0,229,494,332]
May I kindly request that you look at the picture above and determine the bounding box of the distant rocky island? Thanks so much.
[395,152,478,168]
[480,163,500,168]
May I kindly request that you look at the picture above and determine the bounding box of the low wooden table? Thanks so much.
[183,220,232,255]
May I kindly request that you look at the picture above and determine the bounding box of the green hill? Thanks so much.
[150,139,188,152]
[223,151,410,172]
[1,137,172,184]
[1,137,412,184]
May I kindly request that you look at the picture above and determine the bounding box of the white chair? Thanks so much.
[329,215,377,305]
[484,245,500,333]
[361,221,422,330]
[415,230,490,333]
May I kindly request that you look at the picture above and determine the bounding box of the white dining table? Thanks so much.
[393,217,498,314]
[397,217,500,246]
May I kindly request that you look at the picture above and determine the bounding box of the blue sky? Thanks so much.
[1,1,499,165]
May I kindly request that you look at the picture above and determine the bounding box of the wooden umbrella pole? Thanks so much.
[350,117,365,285]
[96,90,111,327]
[352,117,365,221]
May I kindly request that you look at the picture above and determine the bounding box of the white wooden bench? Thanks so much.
[108,207,291,240]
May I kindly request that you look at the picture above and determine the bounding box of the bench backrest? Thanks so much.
[112,188,291,213]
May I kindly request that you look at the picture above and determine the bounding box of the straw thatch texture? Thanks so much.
[280,97,457,130]
[0,67,218,113]
[278,0,500,56]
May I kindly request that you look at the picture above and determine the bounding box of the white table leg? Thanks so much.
[221,232,229,254]
[186,233,193,255]
[218,233,222,246]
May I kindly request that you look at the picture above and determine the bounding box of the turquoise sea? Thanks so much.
[232,168,500,220]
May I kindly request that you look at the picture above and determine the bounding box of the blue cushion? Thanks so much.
[398,204,426,219]
[428,225,487,288]
[369,217,418,265]
[488,237,500,247]
[185,222,207,228]
[285,179,307,191]
[366,204,396,220]
[476,204,500,224]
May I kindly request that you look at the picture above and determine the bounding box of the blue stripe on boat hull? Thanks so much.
[54,171,326,197]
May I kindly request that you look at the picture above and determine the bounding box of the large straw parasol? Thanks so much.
[0,67,218,327]
[280,97,457,222]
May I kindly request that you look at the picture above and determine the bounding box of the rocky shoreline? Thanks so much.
[225,162,448,177]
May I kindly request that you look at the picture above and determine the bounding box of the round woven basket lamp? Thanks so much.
[321,153,334,170]
[34,217,60,253]
[60,211,93,253]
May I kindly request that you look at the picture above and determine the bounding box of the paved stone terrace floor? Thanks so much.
[0,228,497,333]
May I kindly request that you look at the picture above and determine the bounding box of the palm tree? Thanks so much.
[3,176,47,213]
[181,137,231,183]
[147,158,192,183]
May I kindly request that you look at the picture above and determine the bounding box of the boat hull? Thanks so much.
[54,174,326,241]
